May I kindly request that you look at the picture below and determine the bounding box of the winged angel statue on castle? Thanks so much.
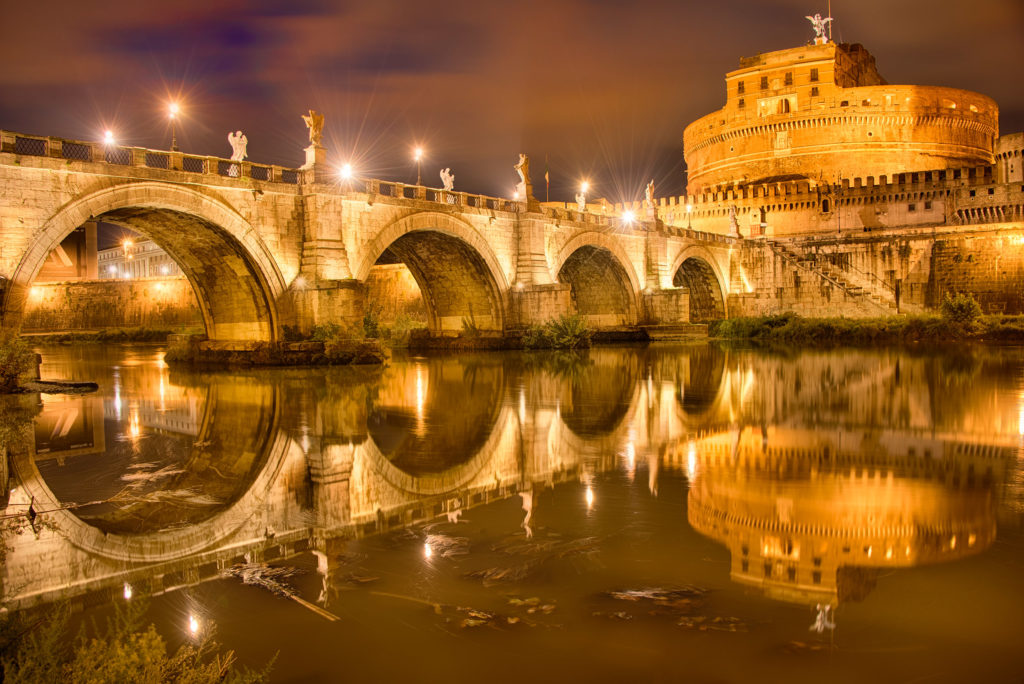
[806,13,832,44]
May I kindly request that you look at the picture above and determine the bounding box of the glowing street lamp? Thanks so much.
[339,163,353,181]
[414,146,424,186]
[622,209,635,224]
[103,130,115,145]
[168,102,180,151]
[686,203,693,229]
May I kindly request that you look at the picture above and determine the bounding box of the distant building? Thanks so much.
[684,41,999,193]
[98,238,182,279]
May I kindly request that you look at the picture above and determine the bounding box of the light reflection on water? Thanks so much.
[2,343,1023,681]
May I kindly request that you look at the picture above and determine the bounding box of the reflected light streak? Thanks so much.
[187,615,200,637]
[687,441,697,480]
[128,412,141,441]
[123,583,132,600]
[585,486,595,510]
[423,542,433,560]
[414,364,427,437]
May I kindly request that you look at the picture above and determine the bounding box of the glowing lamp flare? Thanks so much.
[414,147,423,161]
[123,583,132,600]
[585,486,595,509]
[103,130,115,145]
[188,615,200,636]
[169,102,180,118]
[580,181,589,193]
[622,210,635,223]
[340,163,353,180]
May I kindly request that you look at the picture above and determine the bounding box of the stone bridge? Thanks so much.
[0,131,739,343]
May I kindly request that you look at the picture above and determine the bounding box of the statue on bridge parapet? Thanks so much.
[514,153,532,201]
[302,110,325,147]
[645,179,656,218]
[227,131,248,162]
[301,110,327,174]
[440,167,454,192]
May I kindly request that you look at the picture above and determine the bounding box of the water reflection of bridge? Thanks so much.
[2,345,1021,612]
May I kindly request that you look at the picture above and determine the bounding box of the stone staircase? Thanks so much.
[765,241,906,315]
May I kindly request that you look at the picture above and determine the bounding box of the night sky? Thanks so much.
[3,0,1022,203]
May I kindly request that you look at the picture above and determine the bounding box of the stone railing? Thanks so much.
[364,179,523,213]
[0,130,301,184]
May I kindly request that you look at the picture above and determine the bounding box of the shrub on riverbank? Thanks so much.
[709,310,1024,344]
[0,333,35,393]
[523,314,592,350]
[0,601,271,683]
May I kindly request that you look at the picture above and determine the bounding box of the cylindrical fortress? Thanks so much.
[683,42,999,193]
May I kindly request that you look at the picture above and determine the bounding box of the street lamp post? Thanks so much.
[414,147,423,186]
[169,102,180,151]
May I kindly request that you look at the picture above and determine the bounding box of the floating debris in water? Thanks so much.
[425,533,470,558]
[223,562,302,598]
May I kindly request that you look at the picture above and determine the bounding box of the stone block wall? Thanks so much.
[22,277,201,331]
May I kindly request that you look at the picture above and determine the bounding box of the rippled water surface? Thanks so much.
[3,343,1024,683]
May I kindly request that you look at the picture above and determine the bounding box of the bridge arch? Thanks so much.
[555,232,641,327]
[4,182,287,341]
[670,246,727,322]
[354,212,508,333]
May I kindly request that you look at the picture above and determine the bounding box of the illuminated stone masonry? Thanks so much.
[0,132,736,345]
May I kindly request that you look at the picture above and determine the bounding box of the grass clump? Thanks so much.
[523,313,592,350]
[940,292,982,329]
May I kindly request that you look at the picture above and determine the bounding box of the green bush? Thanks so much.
[0,600,272,683]
[0,333,35,393]
[523,314,592,349]
[940,292,982,327]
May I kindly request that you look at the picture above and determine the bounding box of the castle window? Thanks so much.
[787,567,797,581]
[925,201,933,210]
[737,80,745,95]
[778,99,791,114]
[988,187,995,195]
[969,190,976,197]
[840,100,849,107]
[760,76,769,90]
[784,72,793,86]
[741,560,749,573]
[908,203,916,212]
[810,86,819,97]
[810,67,819,82]
[763,562,773,578]
[738,98,745,109]
[812,571,822,585]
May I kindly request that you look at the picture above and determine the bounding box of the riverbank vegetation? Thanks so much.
[710,294,1024,344]
[21,326,200,344]
[0,601,271,683]
[522,314,592,350]
[0,333,35,393]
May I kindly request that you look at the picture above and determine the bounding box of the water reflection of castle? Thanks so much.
[681,427,1014,605]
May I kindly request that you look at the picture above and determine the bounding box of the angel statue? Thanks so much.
[806,13,832,43]
[645,179,655,205]
[302,110,325,146]
[514,153,530,199]
[576,190,587,213]
[440,167,455,192]
[227,131,248,161]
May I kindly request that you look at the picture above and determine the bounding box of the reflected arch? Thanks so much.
[3,183,286,342]
[555,233,640,327]
[671,247,726,323]
[10,386,292,564]
[559,349,641,438]
[354,212,508,333]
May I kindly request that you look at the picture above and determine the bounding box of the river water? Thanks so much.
[3,343,1023,682]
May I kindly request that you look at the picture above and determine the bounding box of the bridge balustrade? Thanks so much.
[144,151,169,169]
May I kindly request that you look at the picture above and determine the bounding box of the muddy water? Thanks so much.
[3,343,1023,683]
